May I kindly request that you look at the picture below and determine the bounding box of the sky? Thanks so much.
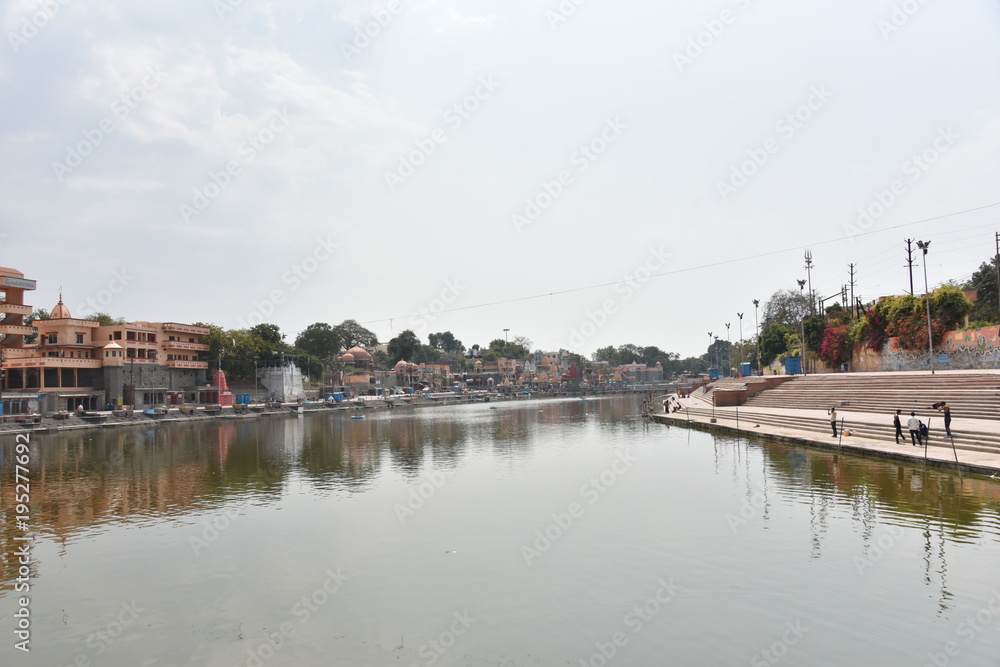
[2,0,999,359]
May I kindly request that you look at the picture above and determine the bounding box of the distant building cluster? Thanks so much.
[0,266,669,414]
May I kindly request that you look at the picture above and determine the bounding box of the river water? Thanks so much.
[1,395,999,666]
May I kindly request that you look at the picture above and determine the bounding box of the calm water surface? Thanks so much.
[2,395,999,666]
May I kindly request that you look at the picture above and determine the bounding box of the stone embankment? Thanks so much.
[651,370,1000,478]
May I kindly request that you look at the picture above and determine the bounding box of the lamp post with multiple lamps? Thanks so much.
[917,240,935,374]
[752,299,761,374]
[797,279,808,375]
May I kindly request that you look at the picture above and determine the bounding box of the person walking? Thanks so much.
[893,409,903,444]
[907,411,921,446]
[829,406,838,437]
[937,402,952,438]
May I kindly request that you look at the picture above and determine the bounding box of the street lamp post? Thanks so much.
[917,240,934,375]
[737,313,744,373]
[752,299,761,374]
[707,332,714,373]
[253,356,259,402]
[725,323,731,377]
[503,328,509,344]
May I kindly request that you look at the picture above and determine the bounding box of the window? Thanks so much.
[76,333,84,344]
[126,331,136,341]
[113,331,122,340]
[47,333,57,344]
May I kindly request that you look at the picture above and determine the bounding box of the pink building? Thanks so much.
[0,266,211,414]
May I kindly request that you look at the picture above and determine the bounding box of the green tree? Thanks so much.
[24,308,49,344]
[250,323,284,346]
[295,323,342,361]
[762,289,811,329]
[963,257,1000,324]
[428,331,463,353]
[335,319,378,349]
[91,312,125,326]
[593,346,620,366]
[388,330,421,364]
[759,322,793,365]
[931,284,974,328]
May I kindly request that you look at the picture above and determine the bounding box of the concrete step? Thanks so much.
[675,406,1000,454]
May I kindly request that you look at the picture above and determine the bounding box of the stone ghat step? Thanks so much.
[746,398,999,414]
[674,407,1000,454]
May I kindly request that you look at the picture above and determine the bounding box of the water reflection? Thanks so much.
[2,399,999,600]
[713,435,1000,613]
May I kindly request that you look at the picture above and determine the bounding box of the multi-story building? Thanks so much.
[0,266,210,414]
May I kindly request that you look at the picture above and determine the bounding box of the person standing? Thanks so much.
[893,409,903,444]
[937,402,952,438]
[829,406,838,437]
[907,412,921,446]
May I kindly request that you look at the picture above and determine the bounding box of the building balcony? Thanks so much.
[163,340,210,352]
[165,360,208,369]
[162,323,211,336]
[0,303,32,316]
[0,324,33,336]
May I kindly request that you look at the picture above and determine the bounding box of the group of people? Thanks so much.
[891,403,952,447]
[829,402,952,445]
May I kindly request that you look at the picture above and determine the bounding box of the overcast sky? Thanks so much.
[2,0,999,358]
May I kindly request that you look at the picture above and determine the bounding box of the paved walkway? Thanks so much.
[651,392,1000,477]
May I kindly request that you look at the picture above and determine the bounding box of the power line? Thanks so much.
[359,201,1000,326]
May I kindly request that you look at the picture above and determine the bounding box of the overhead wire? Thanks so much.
[359,202,1000,326]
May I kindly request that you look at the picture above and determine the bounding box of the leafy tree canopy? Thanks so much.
[295,322,341,361]
[335,319,378,349]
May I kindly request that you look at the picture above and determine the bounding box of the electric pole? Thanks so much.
[848,263,857,319]
[804,249,815,315]
[905,239,916,296]
[994,232,1000,312]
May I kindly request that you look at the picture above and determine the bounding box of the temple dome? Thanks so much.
[346,346,372,361]
[338,353,356,363]
[51,295,71,319]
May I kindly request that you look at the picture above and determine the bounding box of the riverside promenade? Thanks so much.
[650,370,1000,478]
